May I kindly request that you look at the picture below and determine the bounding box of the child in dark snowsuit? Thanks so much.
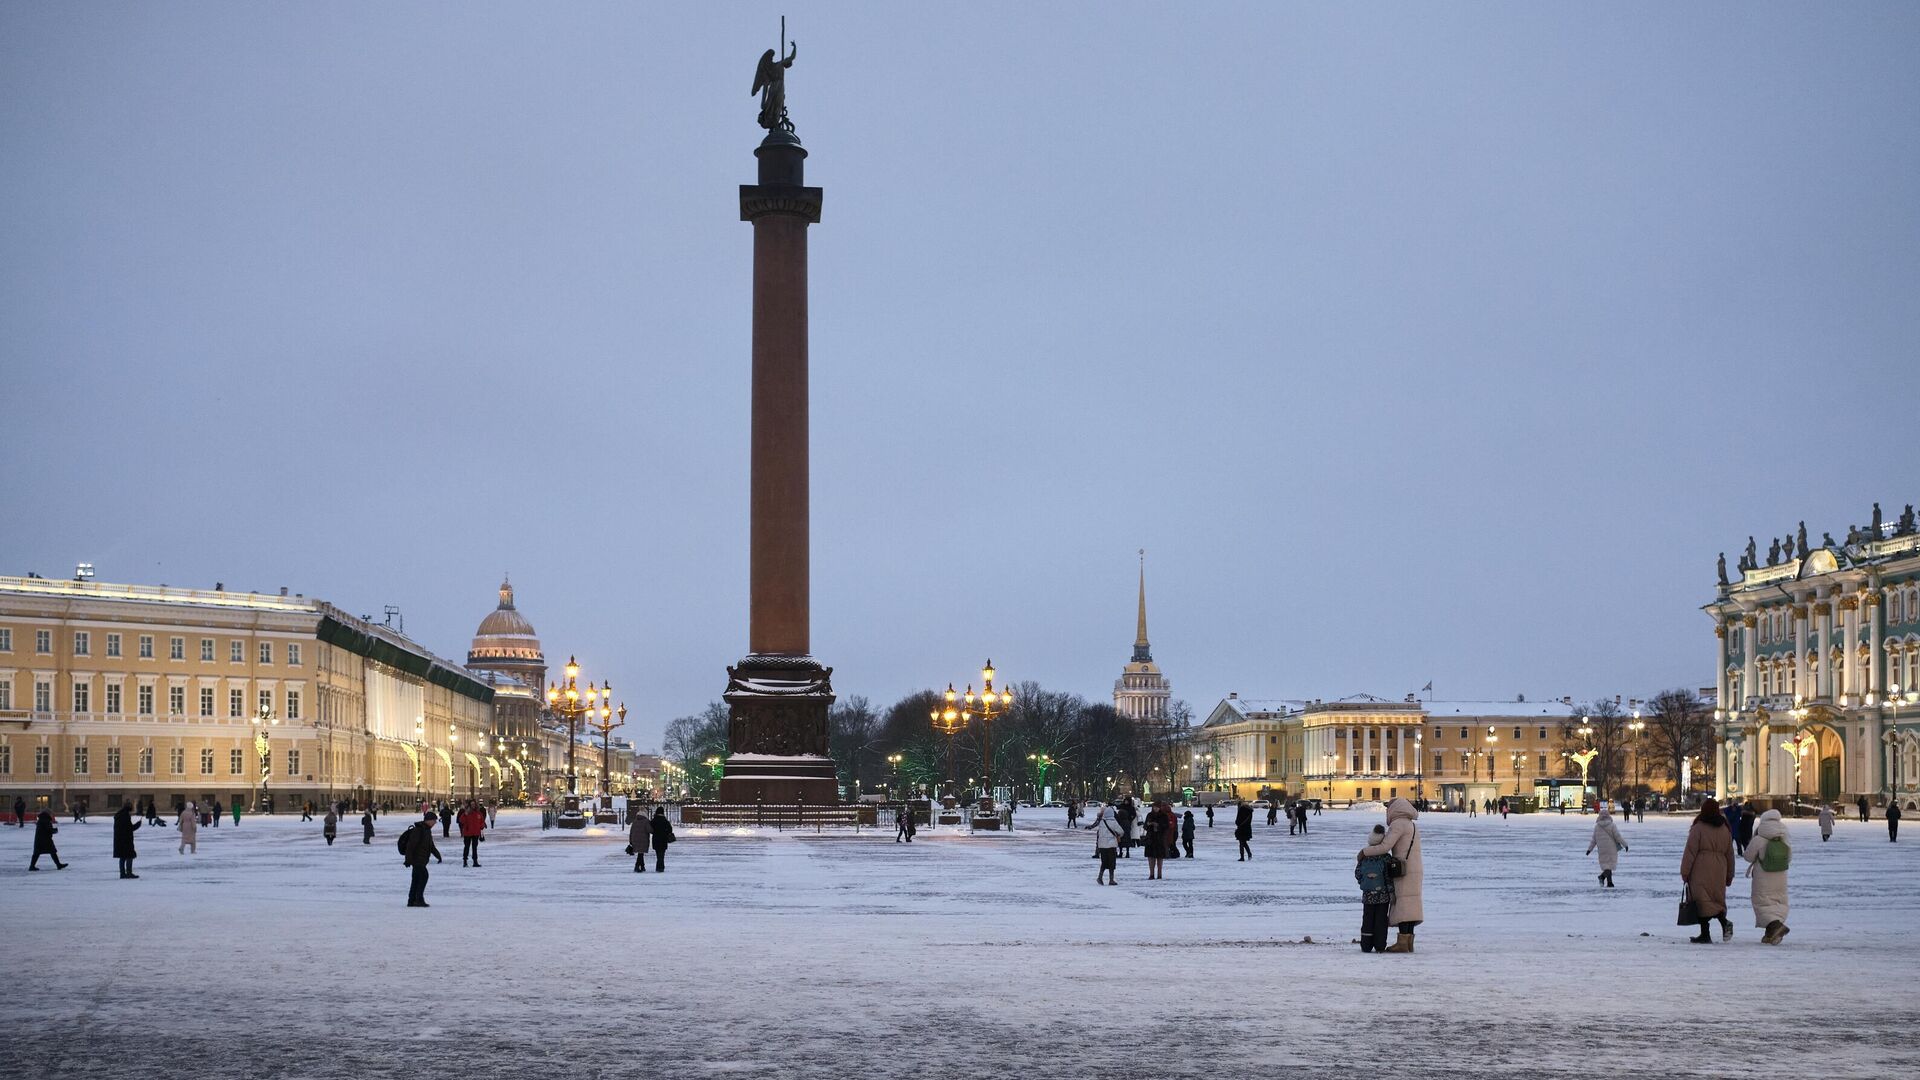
[1355,824,1394,953]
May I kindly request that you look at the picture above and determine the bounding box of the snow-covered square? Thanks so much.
[3,805,1915,1079]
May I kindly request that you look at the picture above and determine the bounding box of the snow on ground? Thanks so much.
[2,806,1916,1079]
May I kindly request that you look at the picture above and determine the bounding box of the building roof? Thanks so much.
[1205,696,1309,726]
[1422,699,1574,719]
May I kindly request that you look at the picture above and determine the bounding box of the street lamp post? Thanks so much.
[886,753,903,801]
[591,700,626,799]
[1628,706,1646,804]
[1027,752,1054,803]
[1321,752,1336,803]
[543,655,604,829]
[251,705,279,813]
[962,660,1013,801]
[1484,726,1500,796]
[931,688,969,799]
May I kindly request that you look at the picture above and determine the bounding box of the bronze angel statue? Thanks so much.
[752,42,798,132]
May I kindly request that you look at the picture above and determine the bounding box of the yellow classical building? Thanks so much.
[0,575,496,816]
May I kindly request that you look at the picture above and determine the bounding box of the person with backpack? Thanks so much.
[1817,803,1835,842]
[1887,800,1902,842]
[647,805,675,872]
[1087,802,1121,885]
[1681,797,1737,943]
[1743,808,1792,944]
[1180,809,1196,859]
[322,808,338,847]
[1233,799,1255,861]
[1586,808,1627,887]
[400,811,442,907]
[1359,798,1423,953]
[1355,824,1393,952]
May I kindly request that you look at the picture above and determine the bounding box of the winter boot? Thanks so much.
[1604,870,1615,888]
[1773,923,1789,944]
[1383,931,1414,954]
[1762,920,1783,945]
[1690,920,1713,944]
[1719,917,1733,942]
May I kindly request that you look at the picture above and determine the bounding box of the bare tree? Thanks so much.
[1562,699,1629,801]
[1645,688,1713,797]
[662,702,729,800]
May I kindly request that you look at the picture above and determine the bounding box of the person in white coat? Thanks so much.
[1586,809,1627,887]
[1359,797,1423,953]
[1086,803,1121,885]
[1743,808,1792,944]
[1817,803,1835,842]
[176,802,198,855]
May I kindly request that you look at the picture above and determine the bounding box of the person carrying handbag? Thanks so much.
[1358,798,1423,953]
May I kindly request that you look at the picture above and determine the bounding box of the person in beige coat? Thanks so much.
[176,802,198,855]
[1680,797,1736,943]
[1586,810,1627,887]
[1359,797,1423,953]
[1743,808,1791,944]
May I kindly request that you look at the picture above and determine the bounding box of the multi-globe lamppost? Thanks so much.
[961,660,1013,800]
[931,696,968,798]
[544,655,608,827]
[250,704,278,812]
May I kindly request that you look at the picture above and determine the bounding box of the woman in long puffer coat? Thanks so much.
[1680,797,1736,943]
[177,802,198,854]
[627,810,651,873]
[1586,810,1627,887]
[1358,797,1423,953]
[1743,808,1791,944]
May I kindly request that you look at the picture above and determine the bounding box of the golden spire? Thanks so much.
[1134,549,1150,653]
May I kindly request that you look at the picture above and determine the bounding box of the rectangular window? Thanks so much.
[138,748,153,774]
[35,680,52,713]
[1433,752,1444,773]
[229,748,244,775]
[139,635,154,659]
[0,627,10,651]
[73,746,89,774]
[169,685,185,715]
[72,683,90,713]
[230,689,244,717]
[1459,727,1468,739]
[106,632,121,657]
[287,749,301,776]
[34,746,50,775]
[73,631,90,656]
[1513,726,1522,740]
[259,642,272,665]
[105,683,121,714]
[258,689,272,717]
[285,690,301,720]
[1538,752,1548,773]
[137,685,154,715]
[36,629,51,653]
[230,640,243,663]
[169,637,184,661]
[0,744,9,774]
[1538,727,1547,740]
[201,638,215,662]
[200,687,214,717]
[201,748,215,775]
[170,747,185,774]
[287,643,301,666]
[106,747,121,775]
[0,682,10,710]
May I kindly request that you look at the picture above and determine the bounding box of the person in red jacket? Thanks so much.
[457,799,487,868]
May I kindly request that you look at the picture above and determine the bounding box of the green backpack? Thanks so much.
[1760,836,1791,872]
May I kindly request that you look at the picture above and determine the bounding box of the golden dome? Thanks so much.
[469,578,543,664]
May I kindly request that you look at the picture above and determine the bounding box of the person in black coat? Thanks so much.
[1857,794,1870,823]
[361,810,375,845]
[1889,800,1903,842]
[1115,798,1137,858]
[401,811,443,907]
[113,801,142,878]
[437,802,453,838]
[30,809,67,870]
[648,806,675,872]
[1234,800,1255,861]
[1180,809,1196,859]
[11,795,24,827]
[1734,803,1756,852]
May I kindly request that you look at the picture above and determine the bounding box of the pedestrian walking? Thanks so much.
[113,800,142,879]
[437,802,453,839]
[1296,803,1310,835]
[1467,799,1477,818]
[1358,798,1423,953]
[1180,809,1195,859]
[895,804,916,843]
[627,808,651,872]
[177,802,198,855]
[11,795,24,827]
[209,798,220,827]
[1205,804,1214,829]
[1817,803,1834,842]
[1743,808,1792,944]
[1734,800,1755,853]
[1680,797,1737,943]
[400,811,442,906]
[458,800,486,867]
[1635,796,1646,823]
[1888,801,1902,842]
[1115,797,1138,858]
[1087,802,1121,885]
[29,809,68,870]
[487,802,498,829]
[1266,800,1278,827]
[648,805,674,872]
[231,801,242,828]
[1355,824,1391,952]
[300,801,313,822]
[1143,799,1175,880]
[322,808,338,846]
[361,809,374,845]
[1586,808,1626,887]
[1856,794,1869,823]
[1234,799,1254,861]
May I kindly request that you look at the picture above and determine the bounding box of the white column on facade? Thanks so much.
[1843,598,1860,700]
[1816,597,1835,700]
[1743,616,1758,708]
[1715,739,1729,799]
[1396,727,1406,773]
[1869,592,1884,694]
[1863,719,1881,798]
[1793,603,1810,699]
[1715,622,1729,706]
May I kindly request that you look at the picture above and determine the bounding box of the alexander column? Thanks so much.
[718,32,841,806]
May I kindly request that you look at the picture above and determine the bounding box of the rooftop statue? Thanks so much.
[1766,538,1780,566]
[1902,504,1917,535]
[1872,501,1884,537]
[1796,522,1808,558]
[753,40,799,133]
[1822,531,1836,550]
[1717,552,1729,586]
[1744,536,1757,570]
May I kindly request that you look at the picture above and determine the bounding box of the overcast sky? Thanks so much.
[4,3,1915,752]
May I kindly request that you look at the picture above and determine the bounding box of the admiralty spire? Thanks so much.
[1114,550,1172,721]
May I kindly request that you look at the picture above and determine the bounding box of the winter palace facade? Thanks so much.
[1705,505,1920,810]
